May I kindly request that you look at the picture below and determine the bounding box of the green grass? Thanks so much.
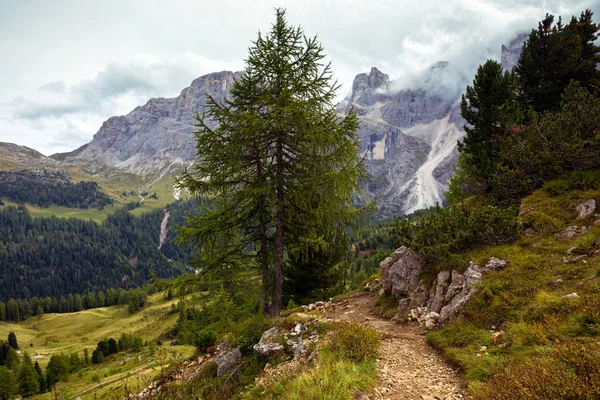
[0,293,183,369]
[426,178,600,397]
[0,164,190,221]
[255,349,377,400]
[0,292,197,399]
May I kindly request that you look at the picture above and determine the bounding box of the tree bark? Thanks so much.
[272,137,285,316]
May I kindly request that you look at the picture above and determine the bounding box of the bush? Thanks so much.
[193,330,217,352]
[519,211,563,236]
[395,205,518,263]
[327,321,380,362]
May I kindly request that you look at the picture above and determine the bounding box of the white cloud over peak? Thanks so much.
[0,0,598,154]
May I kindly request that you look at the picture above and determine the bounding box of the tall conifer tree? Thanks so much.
[178,9,366,315]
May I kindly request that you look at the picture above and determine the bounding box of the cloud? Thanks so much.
[12,53,241,121]
[1,0,599,155]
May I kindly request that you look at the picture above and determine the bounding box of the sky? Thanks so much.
[1,0,599,155]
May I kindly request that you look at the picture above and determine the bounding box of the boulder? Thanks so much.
[380,246,424,297]
[253,328,285,357]
[215,342,242,377]
[485,257,507,271]
[576,199,597,219]
[423,312,440,330]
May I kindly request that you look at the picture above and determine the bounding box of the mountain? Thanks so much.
[0,142,60,170]
[338,64,464,216]
[501,33,528,71]
[49,66,462,217]
[35,35,526,217]
[52,71,242,178]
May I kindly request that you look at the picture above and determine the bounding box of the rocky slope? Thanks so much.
[52,71,242,177]
[338,64,464,216]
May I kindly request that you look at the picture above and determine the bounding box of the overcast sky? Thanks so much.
[1,0,598,155]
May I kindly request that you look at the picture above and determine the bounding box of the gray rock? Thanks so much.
[383,252,489,324]
[484,257,507,271]
[428,270,450,313]
[215,342,242,377]
[577,199,597,219]
[253,327,285,357]
[561,293,580,300]
[556,225,588,239]
[423,311,440,330]
[380,246,423,297]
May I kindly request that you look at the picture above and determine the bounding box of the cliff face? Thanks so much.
[339,63,464,216]
[501,33,528,71]
[52,71,242,176]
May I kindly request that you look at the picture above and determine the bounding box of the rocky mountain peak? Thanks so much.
[348,67,390,106]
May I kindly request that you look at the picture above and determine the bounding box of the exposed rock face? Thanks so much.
[339,64,464,216]
[52,71,242,176]
[215,342,242,377]
[576,199,597,219]
[253,327,285,357]
[501,33,528,71]
[45,34,526,216]
[380,247,423,297]
[381,248,508,326]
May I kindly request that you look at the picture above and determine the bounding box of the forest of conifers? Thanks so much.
[0,200,199,301]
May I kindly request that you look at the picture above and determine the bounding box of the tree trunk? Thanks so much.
[257,161,271,315]
[272,138,285,316]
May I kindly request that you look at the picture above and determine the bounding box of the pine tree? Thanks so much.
[7,332,18,350]
[0,366,18,400]
[17,353,39,397]
[34,361,46,393]
[454,59,520,196]
[178,8,366,316]
[91,349,104,364]
[516,10,600,113]
[6,299,18,322]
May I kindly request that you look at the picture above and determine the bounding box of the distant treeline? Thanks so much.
[0,171,114,209]
[0,286,152,322]
[0,199,200,301]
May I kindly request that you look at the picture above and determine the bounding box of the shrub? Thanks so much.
[395,205,518,263]
[520,211,563,236]
[193,330,216,352]
[543,169,600,196]
[327,321,380,362]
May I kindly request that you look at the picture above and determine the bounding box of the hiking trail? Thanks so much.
[326,292,465,400]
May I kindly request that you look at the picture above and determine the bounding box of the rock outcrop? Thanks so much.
[576,199,597,219]
[381,247,508,327]
[215,342,242,377]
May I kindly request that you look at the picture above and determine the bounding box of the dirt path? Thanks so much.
[326,293,465,400]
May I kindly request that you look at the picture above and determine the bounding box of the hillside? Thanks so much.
[0,199,198,301]
[0,292,196,399]
[423,177,600,397]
